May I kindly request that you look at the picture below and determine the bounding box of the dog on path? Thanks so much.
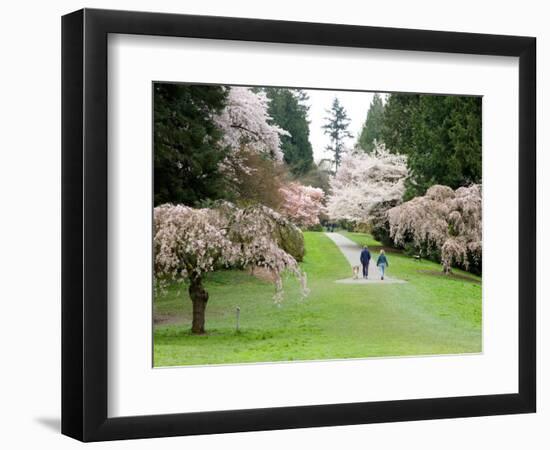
[352,265,360,280]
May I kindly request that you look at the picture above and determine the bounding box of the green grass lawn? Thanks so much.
[154,231,481,366]
[338,230,382,247]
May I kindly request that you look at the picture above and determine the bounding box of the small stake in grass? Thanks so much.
[236,306,241,333]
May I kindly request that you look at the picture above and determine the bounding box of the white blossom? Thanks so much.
[216,87,288,162]
[388,184,482,272]
[154,202,308,302]
[325,144,408,223]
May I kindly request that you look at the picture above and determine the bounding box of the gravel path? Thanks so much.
[324,232,406,285]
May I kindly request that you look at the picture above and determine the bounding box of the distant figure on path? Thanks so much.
[377,250,389,280]
[360,246,371,279]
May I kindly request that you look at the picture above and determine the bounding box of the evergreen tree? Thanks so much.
[264,88,314,175]
[322,97,352,171]
[357,93,385,152]
[382,93,481,199]
[153,83,229,206]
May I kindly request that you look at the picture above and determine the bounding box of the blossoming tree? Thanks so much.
[154,203,308,334]
[387,184,482,273]
[325,144,408,225]
[216,87,288,176]
[278,182,325,228]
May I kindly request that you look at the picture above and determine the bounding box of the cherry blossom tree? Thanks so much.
[215,87,290,199]
[154,202,308,334]
[325,144,408,225]
[387,184,482,273]
[278,182,325,228]
[216,87,288,163]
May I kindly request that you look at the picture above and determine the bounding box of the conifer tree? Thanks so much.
[322,97,352,171]
[357,93,385,153]
[153,83,228,206]
[382,93,482,198]
[264,88,314,175]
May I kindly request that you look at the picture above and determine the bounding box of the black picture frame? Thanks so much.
[62,8,536,442]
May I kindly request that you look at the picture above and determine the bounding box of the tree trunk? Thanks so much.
[188,275,208,334]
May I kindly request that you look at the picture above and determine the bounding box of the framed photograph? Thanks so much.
[62,8,536,442]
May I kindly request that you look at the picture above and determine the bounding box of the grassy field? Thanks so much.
[338,230,382,247]
[154,231,481,367]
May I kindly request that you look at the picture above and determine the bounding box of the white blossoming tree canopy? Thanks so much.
[388,184,482,273]
[154,202,308,334]
[215,87,293,199]
[326,144,408,224]
[216,86,289,161]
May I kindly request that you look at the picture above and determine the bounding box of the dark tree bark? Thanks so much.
[188,274,209,334]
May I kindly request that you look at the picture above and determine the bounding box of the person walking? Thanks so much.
[376,249,389,280]
[360,245,371,279]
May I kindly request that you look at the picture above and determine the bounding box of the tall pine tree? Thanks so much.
[322,97,352,171]
[357,93,385,153]
[264,87,314,175]
[154,83,229,206]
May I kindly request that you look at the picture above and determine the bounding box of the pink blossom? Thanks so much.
[388,184,482,272]
[278,182,325,227]
[154,202,308,303]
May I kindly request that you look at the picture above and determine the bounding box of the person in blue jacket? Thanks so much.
[360,246,371,279]
[376,249,389,280]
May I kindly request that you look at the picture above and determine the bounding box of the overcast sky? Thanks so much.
[302,89,383,163]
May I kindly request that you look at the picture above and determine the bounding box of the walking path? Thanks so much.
[324,232,406,285]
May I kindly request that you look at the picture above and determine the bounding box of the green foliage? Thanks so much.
[264,88,314,175]
[305,223,324,232]
[381,93,482,199]
[274,219,305,262]
[295,163,331,195]
[154,231,481,366]
[153,83,229,206]
[229,149,286,210]
[322,97,353,171]
[357,93,385,153]
[370,224,394,247]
